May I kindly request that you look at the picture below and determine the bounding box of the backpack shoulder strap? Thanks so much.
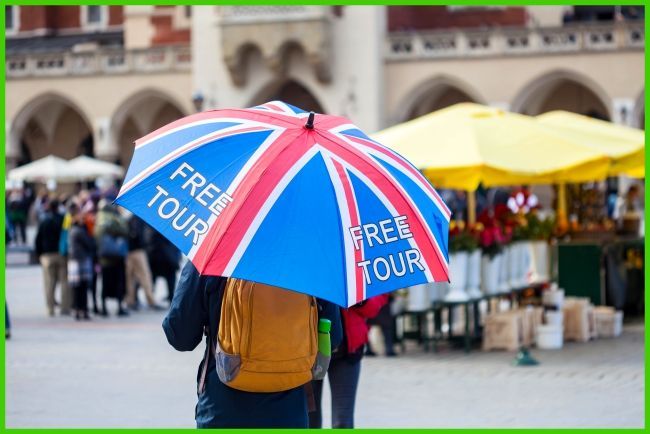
[198,276,228,395]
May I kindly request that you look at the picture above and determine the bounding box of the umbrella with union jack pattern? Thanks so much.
[115,101,450,307]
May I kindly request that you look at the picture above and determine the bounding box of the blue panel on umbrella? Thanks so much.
[284,103,307,114]
[232,152,347,306]
[373,156,449,262]
[123,121,242,185]
[339,128,377,143]
[347,170,428,299]
[116,129,274,255]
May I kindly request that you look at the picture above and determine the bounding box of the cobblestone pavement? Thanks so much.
[5,263,645,428]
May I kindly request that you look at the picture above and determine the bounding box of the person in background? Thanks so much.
[5,191,16,242]
[365,294,398,357]
[33,190,50,223]
[59,207,72,257]
[67,202,95,321]
[7,189,28,245]
[34,200,71,316]
[94,197,129,317]
[613,185,643,220]
[309,294,388,429]
[624,184,643,214]
[6,213,13,339]
[82,195,100,314]
[145,225,181,304]
[125,212,163,311]
[6,209,15,245]
[5,304,10,340]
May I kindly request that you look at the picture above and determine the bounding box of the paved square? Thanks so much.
[5,263,644,428]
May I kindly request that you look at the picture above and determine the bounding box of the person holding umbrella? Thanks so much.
[116,101,451,428]
[163,263,342,428]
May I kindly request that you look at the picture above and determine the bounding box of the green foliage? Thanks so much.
[449,230,479,253]
[526,213,555,241]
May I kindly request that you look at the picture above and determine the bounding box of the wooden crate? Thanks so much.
[594,309,623,338]
[562,298,595,342]
[520,307,542,347]
[482,311,523,352]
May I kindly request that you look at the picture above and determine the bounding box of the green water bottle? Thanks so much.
[312,319,332,380]
[318,319,332,356]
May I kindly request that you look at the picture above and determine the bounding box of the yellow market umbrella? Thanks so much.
[373,103,610,191]
[537,110,645,178]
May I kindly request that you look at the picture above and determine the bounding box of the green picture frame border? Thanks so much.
[0,1,646,432]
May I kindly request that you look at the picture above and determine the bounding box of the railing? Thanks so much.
[386,22,644,60]
[6,45,191,78]
[219,5,329,24]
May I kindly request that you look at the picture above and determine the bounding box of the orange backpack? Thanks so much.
[215,278,318,393]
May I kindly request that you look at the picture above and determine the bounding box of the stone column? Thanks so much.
[612,98,635,126]
[93,117,119,163]
[5,120,20,170]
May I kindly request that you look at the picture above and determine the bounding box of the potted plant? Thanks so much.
[507,212,531,288]
[445,220,473,302]
[493,205,513,293]
[526,211,555,284]
[465,223,482,299]
[477,211,507,295]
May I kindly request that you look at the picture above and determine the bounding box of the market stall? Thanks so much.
[372,103,644,353]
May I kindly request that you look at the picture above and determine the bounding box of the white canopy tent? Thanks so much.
[68,155,125,181]
[8,155,125,187]
[7,155,78,183]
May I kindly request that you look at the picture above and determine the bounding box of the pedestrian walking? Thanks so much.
[162,262,342,428]
[6,213,12,339]
[67,202,95,321]
[33,190,50,223]
[125,213,163,311]
[144,225,180,304]
[365,295,398,357]
[7,189,28,245]
[94,197,129,317]
[309,294,388,429]
[82,197,100,314]
[34,200,71,316]
[5,303,10,339]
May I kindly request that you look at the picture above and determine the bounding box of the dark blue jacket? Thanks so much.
[163,262,342,428]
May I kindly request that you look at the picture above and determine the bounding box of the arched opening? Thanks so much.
[394,76,485,123]
[512,71,612,120]
[251,79,325,113]
[231,42,264,86]
[112,89,186,167]
[406,86,476,121]
[11,94,93,167]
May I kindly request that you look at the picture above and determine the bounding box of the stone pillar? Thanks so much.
[612,98,635,126]
[5,120,20,170]
[93,117,119,163]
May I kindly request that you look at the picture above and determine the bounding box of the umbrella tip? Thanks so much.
[305,112,315,130]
